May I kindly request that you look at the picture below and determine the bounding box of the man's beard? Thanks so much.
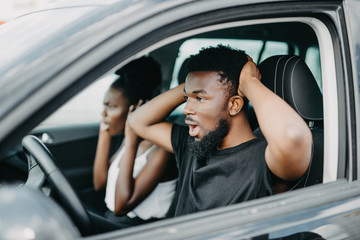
[187,118,230,161]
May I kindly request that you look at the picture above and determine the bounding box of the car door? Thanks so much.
[1,0,359,238]
[31,123,99,189]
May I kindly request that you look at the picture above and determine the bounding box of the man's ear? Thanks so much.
[228,95,244,116]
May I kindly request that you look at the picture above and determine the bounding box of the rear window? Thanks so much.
[170,38,294,89]
[170,38,305,115]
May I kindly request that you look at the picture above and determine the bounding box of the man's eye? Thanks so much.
[196,97,204,102]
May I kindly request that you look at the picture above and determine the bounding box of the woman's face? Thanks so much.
[101,87,130,136]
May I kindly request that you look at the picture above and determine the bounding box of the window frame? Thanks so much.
[39,16,338,182]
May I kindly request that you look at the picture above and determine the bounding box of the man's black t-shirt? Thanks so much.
[167,124,273,217]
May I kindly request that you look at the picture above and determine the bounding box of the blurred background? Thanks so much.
[0,0,59,24]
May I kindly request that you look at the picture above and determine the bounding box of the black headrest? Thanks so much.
[258,55,323,121]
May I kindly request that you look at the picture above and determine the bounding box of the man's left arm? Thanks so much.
[239,59,312,181]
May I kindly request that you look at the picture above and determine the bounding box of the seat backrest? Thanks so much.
[258,55,324,188]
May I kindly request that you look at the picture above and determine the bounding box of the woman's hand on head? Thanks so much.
[125,100,144,146]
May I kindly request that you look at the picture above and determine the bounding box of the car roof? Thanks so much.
[0,0,326,89]
[0,0,196,118]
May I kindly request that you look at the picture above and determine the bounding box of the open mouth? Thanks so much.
[185,117,201,137]
[188,124,200,137]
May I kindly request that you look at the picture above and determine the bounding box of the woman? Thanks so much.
[93,56,177,228]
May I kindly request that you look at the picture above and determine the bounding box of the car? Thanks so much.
[0,0,360,239]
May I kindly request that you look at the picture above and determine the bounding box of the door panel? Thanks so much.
[31,123,122,212]
[31,123,122,189]
[31,123,100,190]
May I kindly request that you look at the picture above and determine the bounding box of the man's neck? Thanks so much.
[219,115,256,150]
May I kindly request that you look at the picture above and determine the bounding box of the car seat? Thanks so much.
[257,55,324,188]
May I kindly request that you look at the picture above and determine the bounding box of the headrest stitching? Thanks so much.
[290,58,307,119]
[282,56,295,101]
[273,56,284,96]
[290,58,323,121]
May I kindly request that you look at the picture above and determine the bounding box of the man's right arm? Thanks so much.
[128,83,186,153]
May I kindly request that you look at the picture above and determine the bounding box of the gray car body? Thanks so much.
[1,0,360,239]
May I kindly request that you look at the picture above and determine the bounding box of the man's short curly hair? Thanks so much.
[186,45,248,97]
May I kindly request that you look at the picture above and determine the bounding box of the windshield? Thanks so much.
[0,6,98,118]
[0,7,95,81]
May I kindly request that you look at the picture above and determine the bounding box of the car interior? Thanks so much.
[0,20,325,236]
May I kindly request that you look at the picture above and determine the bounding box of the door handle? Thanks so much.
[40,132,54,144]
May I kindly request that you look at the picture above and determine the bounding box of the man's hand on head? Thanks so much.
[238,56,262,97]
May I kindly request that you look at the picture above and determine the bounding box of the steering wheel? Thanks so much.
[22,135,93,236]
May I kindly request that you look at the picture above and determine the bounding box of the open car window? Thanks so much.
[35,19,329,185]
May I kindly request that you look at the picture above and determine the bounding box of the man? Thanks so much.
[128,45,312,217]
